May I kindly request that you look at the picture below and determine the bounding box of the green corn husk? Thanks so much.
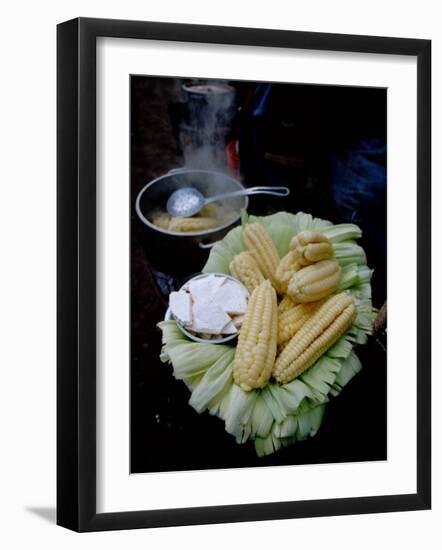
[326,335,354,359]
[159,328,233,381]
[337,264,360,290]
[262,385,287,424]
[277,378,315,415]
[188,349,234,413]
[329,351,362,397]
[250,393,274,439]
[254,429,282,457]
[223,383,258,443]
[300,356,342,403]
[322,223,362,242]
[333,241,367,266]
[296,405,326,440]
[254,404,326,456]
[273,415,298,439]
[357,266,373,285]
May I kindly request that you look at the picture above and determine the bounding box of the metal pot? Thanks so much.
[135,168,248,274]
[181,82,236,132]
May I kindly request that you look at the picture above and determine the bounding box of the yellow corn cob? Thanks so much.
[229,251,265,293]
[287,259,341,303]
[233,280,277,391]
[275,250,301,293]
[168,216,217,232]
[198,203,219,218]
[278,294,296,314]
[290,230,330,249]
[290,230,333,267]
[277,300,325,347]
[243,223,282,292]
[273,293,356,384]
[152,213,171,230]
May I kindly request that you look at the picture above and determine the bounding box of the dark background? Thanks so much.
[130,76,387,474]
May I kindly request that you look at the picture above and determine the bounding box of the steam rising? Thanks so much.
[181,81,236,171]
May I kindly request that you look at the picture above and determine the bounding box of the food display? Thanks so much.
[151,203,236,233]
[168,273,249,340]
[158,211,377,456]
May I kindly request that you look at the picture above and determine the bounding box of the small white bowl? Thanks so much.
[165,272,250,344]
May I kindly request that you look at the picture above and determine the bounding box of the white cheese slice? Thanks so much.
[191,298,231,334]
[212,279,248,315]
[220,320,238,335]
[231,314,245,329]
[169,290,192,325]
[187,274,226,299]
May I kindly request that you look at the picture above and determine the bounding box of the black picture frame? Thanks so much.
[57,17,431,532]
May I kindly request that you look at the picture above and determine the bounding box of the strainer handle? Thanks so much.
[205,186,290,204]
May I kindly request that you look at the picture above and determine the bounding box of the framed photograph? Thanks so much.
[57,17,431,532]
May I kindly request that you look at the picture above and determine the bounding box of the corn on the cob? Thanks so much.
[277,300,325,348]
[198,203,219,218]
[275,251,301,293]
[290,230,330,249]
[287,259,341,303]
[233,280,277,391]
[243,223,282,292]
[229,252,265,293]
[152,213,171,230]
[278,294,296,314]
[168,216,217,232]
[273,293,356,384]
[290,230,333,267]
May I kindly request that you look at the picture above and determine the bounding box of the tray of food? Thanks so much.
[158,210,377,456]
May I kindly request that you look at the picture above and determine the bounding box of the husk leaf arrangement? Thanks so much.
[158,212,377,456]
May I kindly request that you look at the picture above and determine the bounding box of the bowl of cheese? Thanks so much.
[165,273,250,343]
